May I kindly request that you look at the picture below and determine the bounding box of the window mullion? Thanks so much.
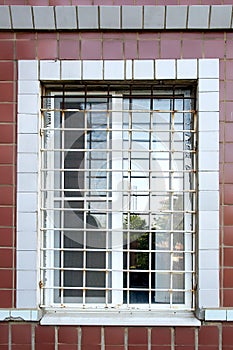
[111,94,123,306]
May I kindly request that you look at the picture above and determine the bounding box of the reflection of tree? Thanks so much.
[123,214,150,270]
[123,193,185,271]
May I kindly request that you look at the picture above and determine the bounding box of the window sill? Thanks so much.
[40,310,201,326]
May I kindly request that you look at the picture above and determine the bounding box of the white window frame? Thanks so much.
[41,89,194,310]
[16,59,219,325]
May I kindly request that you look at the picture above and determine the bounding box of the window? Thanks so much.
[40,83,196,310]
[16,59,219,324]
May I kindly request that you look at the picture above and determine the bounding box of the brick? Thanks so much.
[198,325,219,346]
[58,326,78,344]
[105,327,124,345]
[12,324,32,345]
[0,187,13,205]
[224,247,233,266]
[35,325,55,344]
[151,327,171,345]
[0,124,14,143]
[0,41,14,59]
[0,83,14,102]
[128,328,147,345]
[0,323,8,344]
[0,145,14,164]
[0,227,13,247]
[59,40,79,60]
[16,40,36,60]
[224,207,233,226]
[38,39,58,60]
[0,248,13,268]
[81,327,101,346]
[81,40,102,60]
[175,327,195,345]
[222,325,233,345]
[223,268,233,288]
[0,269,13,288]
[103,40,123,60]
[0,290,13,308]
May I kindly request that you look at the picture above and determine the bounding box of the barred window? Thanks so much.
[40,83,196,310]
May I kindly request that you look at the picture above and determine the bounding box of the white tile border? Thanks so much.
[1,5,233,31]
[17,59,220,317]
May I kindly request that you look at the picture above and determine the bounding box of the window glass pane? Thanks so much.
[41,85,196,309]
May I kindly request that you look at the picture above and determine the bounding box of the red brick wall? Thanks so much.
[0,323,233,348]
[0,13,233,349]
[0,30,232,307]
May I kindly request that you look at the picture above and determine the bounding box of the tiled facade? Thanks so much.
[0,1,233,348]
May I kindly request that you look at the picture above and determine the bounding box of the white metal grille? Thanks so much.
[40,84,197,310]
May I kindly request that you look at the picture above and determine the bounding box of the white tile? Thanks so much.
[199,131,219,151]
[17,193,37,212]
[156,60,176,79]
[83,60,103,80]
[134,60,154,79]
[199,269,219,289]
[10,310,31,320]
[205,309,226,321]
[18,80,40,95]
[0,310,10,320]
[17,270,37,290]
[199,211,219,230]
[199,59,219,78]
[198,289,219,308]
[227,310,233,321]
[18,94,39,114]
[17,250,37,270]
[17,231,37,250]
[40,60,60,80]
[104,60,124,80]
[126,60,132,79]
[17,212,37,231]
[177,59,197,79]
[17,290,37,308]
[199,250,219,269]
[199,92,219,112]
[198,79,219,92]
[31,310,40,321]
[199,191,219,211]
[18,114,39,134]
[18,60,38,81]
[198,112,219,132]
[18,134,38,153]
[17,154,38,172]
[17,173,38,192]
[199,151,219,171]
[199,229,219,250]
[198,171,219,191]
[61,60,81,80]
